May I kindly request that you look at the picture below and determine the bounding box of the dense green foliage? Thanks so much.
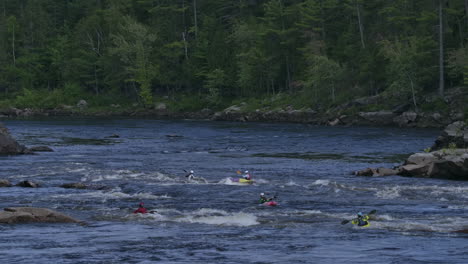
[0,0,466,111]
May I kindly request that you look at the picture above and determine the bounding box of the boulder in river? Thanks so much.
[29,146,54,152]
[0,179,12,187]
[356,121,468,180]
[0,207,79,224]
[0,123,30,155]
[60,182,88,189]
[16,180,40,188]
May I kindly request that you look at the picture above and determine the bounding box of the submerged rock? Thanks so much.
[60,182,88,189]
[29,146,54,152]
[0,207,79,224]
[0,179,12,187]
[16,180,40,188]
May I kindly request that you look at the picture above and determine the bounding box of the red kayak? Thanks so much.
[263,201,278,206]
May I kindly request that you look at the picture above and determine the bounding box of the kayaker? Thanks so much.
[243,170,252,180]
[351,212,370,227]
[259,193,274,204]
[185,170,194,180]
[133,202,148,214]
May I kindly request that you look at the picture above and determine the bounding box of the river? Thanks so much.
[0,118,467,263]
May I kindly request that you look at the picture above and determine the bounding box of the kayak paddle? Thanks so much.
[341,210,377,225]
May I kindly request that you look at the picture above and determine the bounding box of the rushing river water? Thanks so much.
[0,118,467,264]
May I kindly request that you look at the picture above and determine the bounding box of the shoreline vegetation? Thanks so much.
[1,87,466,128]
[0,1,467,130]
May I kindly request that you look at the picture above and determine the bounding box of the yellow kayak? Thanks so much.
[230,178,254,184]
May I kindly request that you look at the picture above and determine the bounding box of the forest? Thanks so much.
[0,0,467,113]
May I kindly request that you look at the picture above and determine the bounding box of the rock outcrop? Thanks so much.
[355,121,468,180]
[431,121,467,151]
[0,123,30,155]
[0,207,79,224]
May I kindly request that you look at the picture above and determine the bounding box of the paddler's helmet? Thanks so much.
[190,170,194,173]
[357,212,363,216]
[245,170,249,173]
[260,193,265,196]
[139,202,144,207]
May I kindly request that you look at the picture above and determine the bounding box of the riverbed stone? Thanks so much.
[0,207,79,224]
[29,146,54,152]
[16,180,40,188]
[0,179,12,187]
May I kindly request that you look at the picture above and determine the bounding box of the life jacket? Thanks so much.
[351,215,370,227]
[259,197,268,204]
[133,207,148,214]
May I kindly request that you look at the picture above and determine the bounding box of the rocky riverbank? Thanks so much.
[0,104,464,129]
[355,121,468,180]
[1,88,466,128]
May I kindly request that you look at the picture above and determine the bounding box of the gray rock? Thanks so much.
[405,153,437,165]
[358,111,396,125]
[77,99,88,109]
[328,118,340,126]
[432,121,467,150]
[0,123,29,155]
[375,167,399,176]
[0,207,79,224]
[398,164,430,177]
[16,180,40,188]
[155,102,167,111]
[393,111,418,127]
[224,105,242,113]
[0,179,12,187]
[355,168,375,176]
[29,146,54,152]
[60,182,88,189]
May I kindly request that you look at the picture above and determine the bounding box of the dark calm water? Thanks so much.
[0,118,467,264]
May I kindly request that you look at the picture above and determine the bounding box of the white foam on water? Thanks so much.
[375,187,401,199]
[374,184,468,200]
[172,208,259,226]
[311,179,330,186]
[218,178,253,186]
[125,212,166,221]
[51,189,170,201]
[284,180,299,187]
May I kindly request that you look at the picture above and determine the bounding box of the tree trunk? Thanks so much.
[94,64,99,95]
[465,0,468,25]
[331,81,335,102]
[406,72,417,111]
[182,32,188,60]
[11,22,15,66]
[438,0,444,97]
[355,0,365,49]
[193,0,198,38]
[285,55,291,92]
